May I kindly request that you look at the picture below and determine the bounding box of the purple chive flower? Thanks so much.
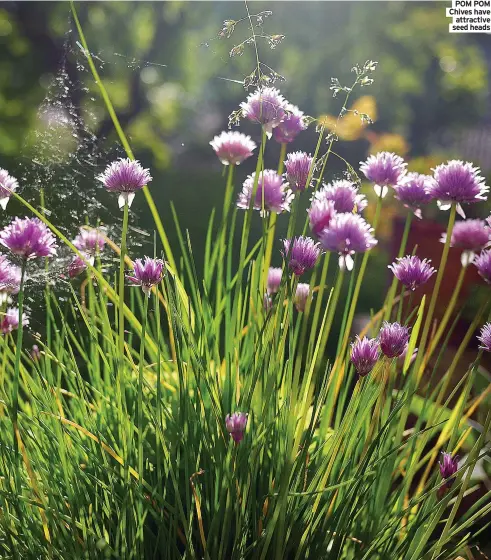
[397,345,418,369]
[127,257,165,296]
[314,180,368,214]
[240,87,287,137]
[284,151,313,192]
[73,227,106,257]
[360,152,407,198]
[439,452,459,491]
[0,255,21,294]
[30,344,41,362]
[1,307,29,334]
[431,160,488,218]
[282,236,321,276]
[477,322,491,352]
[442,219,491,267]
[474,249,491,284]
[272,103,308,144]
[294,283,312,312]
[237,170,293,215]
[68,254,88,279]
[210,131,256,165]
[0,217,57,260]
[388,256,436,291]
[0,168,19,211]
[97,158,152,209]
[350,336,380,377]
[319,213,377,271]
[225,412,248,444]
[379,321,410,359]
[267,267,283,294]
[393,173,434,219]
[308,199,336,238]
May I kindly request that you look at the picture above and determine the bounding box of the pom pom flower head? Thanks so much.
[128,257,165,297]
[360,152,407,198]
[319,213,377,271]
[73,227,106,259]
[294,283,312,312]
[442,219,491,267]
[210,131,256,166]
[272,103,307,144]
[388,255,436,291]
[394,173,434,219]
[350,336,380,377]
[308,198,336,238]
[98,158,152,209]
[431,160,488,218]
[477,322,491,352]
[0,217,57,260]
[379,321,410,359]
[237,170,293,216]
[225,412,248,444]
[474,249,491,284]
[0,255,21,295]
[267,267,283,294]
[314,180,368,214]
[284,151,313,192]
[0,168,19,211]
[1,306,29,334]
[282,236,321,276]
[240,87,287,137]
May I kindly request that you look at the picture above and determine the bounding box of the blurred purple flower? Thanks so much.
[294,283,312,312]
[474,249,491,283]
[272,103,308,144]
[360,152,407,197]
[225,412,248,444]
[379,321,410,358]
[237,170,293,215]
[210,131,256,165]
[240,87,287,137]
[282,236,321,276]
[350,336,380,377]
[30,344,41,362]
[477,322,491,352]
[98,158,152,209]
[68,254,88,278]
[285,151,313,192]
[267,267,283,294]
[73,227,106,257]
[128,257,165,297]
[431,160,488,218]
[308,198,336,238]
[388,255,436,291]
[319,213,377,271]
[0,255,21,294]
[314,180,367,213]
[393,173,434,219]
[0,217,57,260]
[442,219,491,267]
[1,306,29,334]
[0,168,19,211]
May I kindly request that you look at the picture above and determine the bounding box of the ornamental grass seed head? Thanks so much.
[282,236,321,276]
[308,199,336,238]
[0,217,57,260]
[474,249,491,284]
[314,180,368,214]
[393,172,434,218]
[237,170,293,215]
[350,336,380,377]
[388,255,436,291]
[284,151,313,192]
[359,152,407,198]
[225,412,248,444]
[98,158,152,209]
[379,321,410,359]
[267,267,283,294]
[240,87,287,137]
[431,160,488,218]
[210,131,256,165]
[128,257,165,297]
[294,283,312,312]
[442,219,491,266]
[1,306,29,334]
[319,213,377,271]
[477,322,491,352]
[0,168,19,211]
[272,103,308,144]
